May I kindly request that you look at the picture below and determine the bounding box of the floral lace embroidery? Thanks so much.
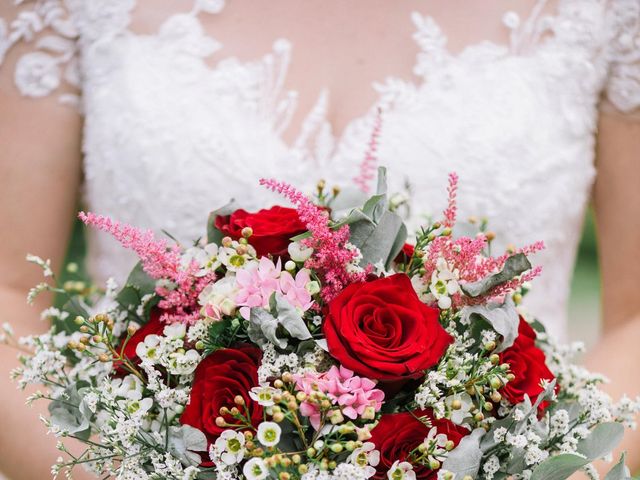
[0,0,79,104]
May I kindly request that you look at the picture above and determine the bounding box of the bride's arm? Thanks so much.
[588,109,640,472]
[0,25,90,480]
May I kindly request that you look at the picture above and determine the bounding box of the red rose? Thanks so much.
[115,308,164,374]
[323,274,453,382]
[370,409,469,479]
[394,243,415,264]
[215,206,306,258]
[180,346,263,445]
[499,317,556,406]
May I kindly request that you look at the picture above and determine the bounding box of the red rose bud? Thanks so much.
[114,307,164,375]
[180,346,263,446]
[499,317,556,410]
[369,409,469,479]
[214,206,307,258]
[323,274,453,385]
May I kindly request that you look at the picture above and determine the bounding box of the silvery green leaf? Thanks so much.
[605,453,631,480]
[349,210,407,268]
[48,381,91,438]
[506,447,527,474]
[248,308,287,349]
[315,338,329,351]
[274,294,312,341]
[461,297,519,352]
[461,253,532,297]
[329,187,369,221]
[577,422,625,460]
[168,425,208,467]
[441,428,485,478]
[531,422,625,480]
[530,453,591,480]
[207,199,239,244]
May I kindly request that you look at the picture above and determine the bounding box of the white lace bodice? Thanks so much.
[2,0,640,341]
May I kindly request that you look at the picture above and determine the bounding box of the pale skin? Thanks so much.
[0,1,638,478]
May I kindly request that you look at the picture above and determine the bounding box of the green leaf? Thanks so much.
[328,187,369,221]
[116,262,156,314]
[248,295,312,350]
[331,167,407,269]
[605,453,631,480]
[349,210,407,269]
[168,425,208,467]
[461,297,520,352]
[248,308,286,349]
[577,422,625,460]
[530,453,591,480]
[461,253,532,297]
[290,231,312,242]
[61,297,89,322]
[441,428,485,478]
[274,294,312,341]
[48,381,92,439]
[206,199,239,245]
[531,423,625,480]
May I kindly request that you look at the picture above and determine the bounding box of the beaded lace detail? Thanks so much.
[2,0,639,340]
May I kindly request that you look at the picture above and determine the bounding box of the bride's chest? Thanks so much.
[78,1,606,245]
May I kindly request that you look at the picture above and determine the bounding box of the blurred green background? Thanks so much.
[568,209,601,346]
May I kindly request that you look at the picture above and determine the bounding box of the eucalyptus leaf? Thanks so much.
[530,453,592,480]
[248,295,312,350]
[248,308,287,349]
[461,253,532,297]
[605,453,631,480]
[349,210,407,269]
[328,187,369,221]
[332,167,407,269]
[461,297,520,352]
[168,425,208,467]
[207,199,239,245]
[48,380,92,439]
[577,422,625,460]
[441,428,485,478]
[274,294,312,341]
[531,422,625,480]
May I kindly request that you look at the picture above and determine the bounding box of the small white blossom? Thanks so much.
[257,421,281,447]
[243,457,269,480]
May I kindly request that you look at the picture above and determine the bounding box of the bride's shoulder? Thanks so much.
[601,0,640,114]
[0,1,81,102]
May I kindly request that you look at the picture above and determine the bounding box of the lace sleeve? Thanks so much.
[0,0,80,106]
[603,0,640,114]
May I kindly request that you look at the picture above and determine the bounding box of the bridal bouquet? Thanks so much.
[10,169,639,480]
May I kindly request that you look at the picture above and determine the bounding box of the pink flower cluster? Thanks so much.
[78,212,213,324]
[353,110,382,194]
[294,366,385,430]
[423,233,544,307]
[259,179,368,302]
[235,257,314,319]
[442,172,459,228]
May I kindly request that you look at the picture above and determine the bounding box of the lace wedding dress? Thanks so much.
[1,0,639,342]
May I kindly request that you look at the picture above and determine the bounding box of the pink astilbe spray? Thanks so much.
[259,179,367,302]
[352,110,382,194]
[78,212,213,324]
[442,172,459,228]
[423,233,544,308]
